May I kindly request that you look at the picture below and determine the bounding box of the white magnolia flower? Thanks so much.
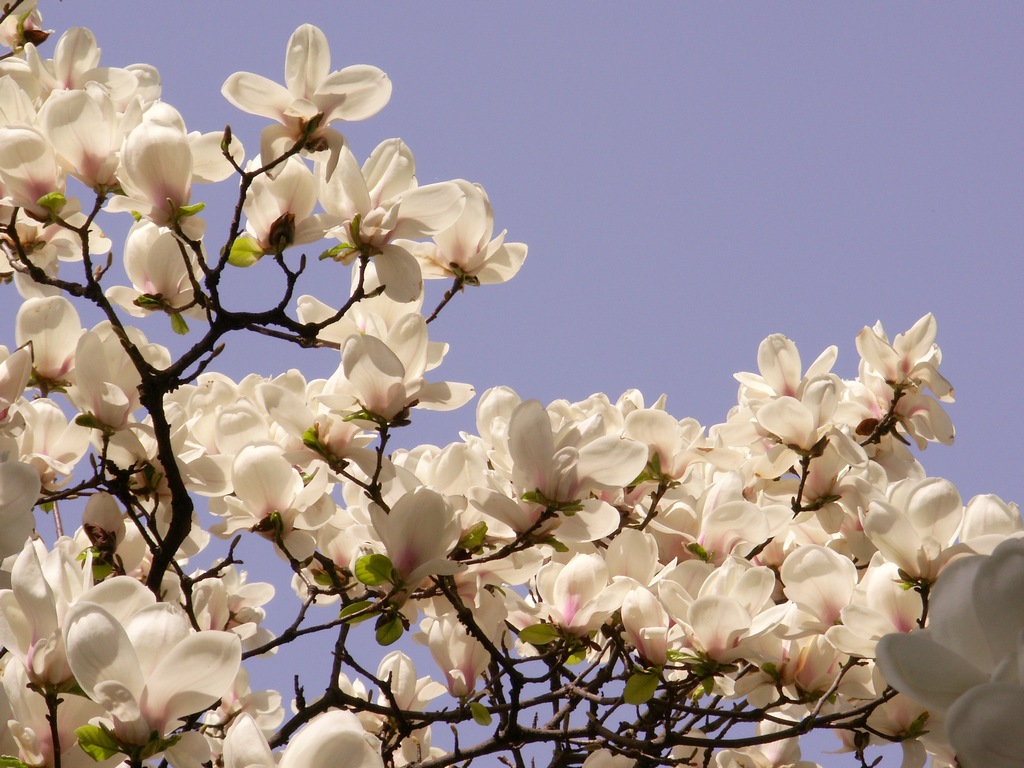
[221,23,391,176]
[878,538,1024,768]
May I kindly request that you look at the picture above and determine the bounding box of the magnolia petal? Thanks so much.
[575,435,648,490]
[875,631,986,712]
[971,539,1024,669]
[374,244,423,303]
[342,334,406,419]
[285,25,330,99]
[0,459,40,560]
[278,710,383,768]
[946,683,1024,768]
[10,539,57,638]
[222,71,294,121]
[125,604,191,680]
[390,182,465,240]
[316,64,392,123]
[756,334,802,397]
[415,381,475,412]
[232,445,303,515]
[64,601,145,703]
[686,596,750,661]
[755,396,815,449]
[362,139,415,204]
[143,629,241,731]
[223,713,274,768]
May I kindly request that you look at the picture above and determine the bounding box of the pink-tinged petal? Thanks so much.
[223,713,274,768]
[285,25,330,100]
[232,445,303,515]
[894,313,938,364]
[221,71,294,121]
[278,710,382,768]
[342,334,406,419]
[142,629,241,732]
[63,601,144,703]
[38,89,119,188]
[52,27,100,86]
[120,122,193,212]
[508,400,555,491]
[781,545,857,627]
[316,65,392,123]
[371,487,460,583]
[0,125,63,215]
[946,683,1024,768]
[899,392,954,445]
[875,631,986,712]
[686,596,749,661]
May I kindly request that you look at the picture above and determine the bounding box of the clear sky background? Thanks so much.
[18,2,1024,764]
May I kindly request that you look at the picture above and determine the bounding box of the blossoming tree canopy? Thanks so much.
[0,3,1019,767]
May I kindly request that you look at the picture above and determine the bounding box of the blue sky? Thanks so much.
[41,1,1023,504]
[19,2,1024,763]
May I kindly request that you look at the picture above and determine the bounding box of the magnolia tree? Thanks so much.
[0,4,1020,768]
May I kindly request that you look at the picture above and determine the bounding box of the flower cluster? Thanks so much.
[0,4,1017,768]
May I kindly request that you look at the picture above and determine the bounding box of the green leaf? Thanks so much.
[134,294,164,309]
[354,553,395,587]
[177,201,205,218]
[170,313,189,335]
[458,521,488,552]
[539,536,569,553]
[75,724,121,761]
[36,191,66,217]
[517,623,560,646]
[520,489,546,506]
[624,672,659,705]
[74,413,104,431]
[0,756,31,768]
[470,701,492,726]
[301,424,325,453]
[686,542,712,562]
[140,733,181,760]
[375,615,403,646]
[319,242,356,261]
[565,647,587,665]
[227,235,266,267]
[339,600,375,624]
